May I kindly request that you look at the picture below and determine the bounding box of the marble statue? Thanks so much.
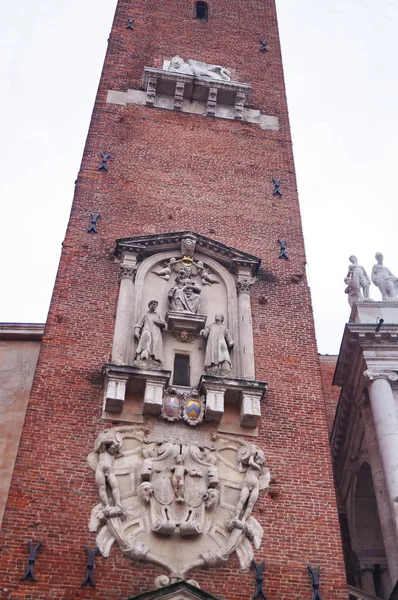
[371,252,398,301]
[200,314,234,372]
[134,300,166,363]
[346,256,371,299]
[168,267,201,314]
[167,56,232,81]
[344,270,363,308]
[88,428,270,582]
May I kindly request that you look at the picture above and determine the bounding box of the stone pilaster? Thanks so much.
[236,273,255,379]
[359,564,376,597]
[112,252,137,365]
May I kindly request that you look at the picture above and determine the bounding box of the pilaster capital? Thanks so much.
[359,563,375,573]
[119,264,137,282]
[236,278,254,295]
[363,369,398,384]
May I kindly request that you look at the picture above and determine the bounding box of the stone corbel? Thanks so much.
[234,91,246,121]
[240,390,262,427]
[200,375,267,428]
[173,81,185,111]
[206,87,218,117]
[103,369,130,413]
[146,75,158,106]
[143,378,168,416]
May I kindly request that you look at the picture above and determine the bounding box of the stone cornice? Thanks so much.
[115,231,261,276]
[0,322,44,341]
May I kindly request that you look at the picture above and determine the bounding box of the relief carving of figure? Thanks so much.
[168,267,201,314]
[196,261,220,286]
[167,56,232,81]
[88,429,270,581]
[134,300,166,362]
[232,450,266,523]
[152,257,178,281]
[88,430,123,511]
[200,314,234,372]
[371,252,398,301]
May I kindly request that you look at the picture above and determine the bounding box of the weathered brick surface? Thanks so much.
[0,1,348,598]
[319,355,341,434]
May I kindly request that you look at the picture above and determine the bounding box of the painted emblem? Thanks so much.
[161,388,204,426]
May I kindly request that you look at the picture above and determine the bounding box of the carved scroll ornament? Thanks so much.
[87,427,270,581]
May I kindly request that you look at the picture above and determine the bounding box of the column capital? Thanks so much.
[119,264,137,281]
[236,278,254,295]
[363,369,398,384]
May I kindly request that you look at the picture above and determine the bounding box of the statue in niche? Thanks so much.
[134,300,166,363]
[167,56,232,81]
[371,252,398,301]
[200,314,234,372]
[168,267,201,314]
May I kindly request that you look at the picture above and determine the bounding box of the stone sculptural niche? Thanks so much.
[371,252,398,301]
[344,255,371,308]
[134,300,166,364]
[167,56,232,81]
[168,267,202,314]
[200,314,234,373]
[87,427,270,582]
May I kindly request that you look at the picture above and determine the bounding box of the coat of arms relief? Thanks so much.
[87,427,270,584]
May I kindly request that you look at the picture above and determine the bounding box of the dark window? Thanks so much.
[173,354,190,387]
[195,1,208,20]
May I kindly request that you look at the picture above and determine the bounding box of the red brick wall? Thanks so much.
[0,1,348,599]
[319,355,341,434]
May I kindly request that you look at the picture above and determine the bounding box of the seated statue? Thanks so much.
[168,267,201,314]
[167,56,232,81]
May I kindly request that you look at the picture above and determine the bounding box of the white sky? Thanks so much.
[0,0,397,354]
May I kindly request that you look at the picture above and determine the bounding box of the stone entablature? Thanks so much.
[107,69,279,130]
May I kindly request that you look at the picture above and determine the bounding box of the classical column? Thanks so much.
[360,564,376,597]
[361,397,398,584]
[364,370,398,546]
[380,565,392,600]
[236,276,255,379]
[112,252,137,364]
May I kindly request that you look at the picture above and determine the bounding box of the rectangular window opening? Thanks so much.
[173,354,190,387]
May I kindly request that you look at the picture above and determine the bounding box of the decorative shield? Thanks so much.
[162,389,182,421]
[182,392,204,426]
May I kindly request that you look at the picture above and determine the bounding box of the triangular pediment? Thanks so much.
[115,231,261,276]
[127,581,220,600]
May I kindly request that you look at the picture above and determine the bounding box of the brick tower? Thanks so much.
[1,1,348,599]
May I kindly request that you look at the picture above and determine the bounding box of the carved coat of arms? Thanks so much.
[87,427,270,581]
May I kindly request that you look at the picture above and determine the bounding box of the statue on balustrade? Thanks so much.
[344,255,371,307]
[134,300,166,363]
[200,314,234,372]
[371,252,398,301]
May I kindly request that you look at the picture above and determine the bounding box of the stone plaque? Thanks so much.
[146,420,214,447]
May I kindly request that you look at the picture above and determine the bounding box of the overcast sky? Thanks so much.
[0,0,397,354]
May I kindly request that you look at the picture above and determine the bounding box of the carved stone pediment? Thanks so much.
[115,231,261,278]
[127,580,220,600]
[87,426,270,582]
